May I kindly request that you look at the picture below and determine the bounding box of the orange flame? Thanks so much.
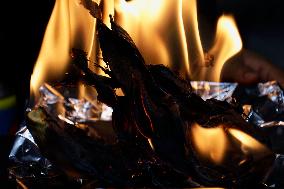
[182,0,204,79]
[192,123,270,164]
[115,1,242,81]
[191,123,227,164]
[30,0,98,99]
[115,0,206,78]
[31,0,244,99]
[115,0,170,68]
[206,15,243,81]
[228,128,269,154]
[78,82,99,105]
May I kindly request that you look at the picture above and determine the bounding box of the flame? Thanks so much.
[114,0,206,78]
[182,0,204,79]
[191,123,227,164]
[31,0,244,99]
[207,15,243,81]
[192,123,270,164]
[101,0,114,27]
[115,1,243,81]
[114,0,170,67]
[30,0,70,97]
[228,128,269,154]
[78,82,98,104]
[30,0,97,99]
[115,0,188,74]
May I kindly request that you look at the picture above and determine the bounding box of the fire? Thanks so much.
[207,15,243,81]
[191,123,227,164]
[182,0,204,79]
[30,0,98,99]
[115,0,242,81]
[228,128,269,154]
[30,0,70,97]
[78,82,99,107]
[191,123,270,164]
[115,0,199,77]
[114,0,170,69]
[31,0,243,99]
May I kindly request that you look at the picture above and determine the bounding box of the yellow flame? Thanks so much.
[115,0,205,79]
[95,0,114,75]
[177,0,190,79]
[102,0,114,28]
[192,123,270,164]
[31,0,244,101]
[191,123,227,164]
[78,82,98,103]
[115,1,242,81]
[207,15,243,81]
[228,128,269,154]
[31,0,244,98]
[115,0,181,70]
[30,0,98,99]
[182,0,204,79]
[30,0,70,98]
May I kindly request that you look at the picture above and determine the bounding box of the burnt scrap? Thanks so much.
[23,16,278,188]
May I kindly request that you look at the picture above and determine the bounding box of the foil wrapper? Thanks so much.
[8,121,58,188]
[192,81,284,187]
[8,81,284,187]
[191,81,238,101]
[37,83,113,125]
[9,122,50,167]
[8,83,113,187]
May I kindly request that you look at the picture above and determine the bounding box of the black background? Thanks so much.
[0,1,55,119]
[0,1,55,186]
[198,0,284,68]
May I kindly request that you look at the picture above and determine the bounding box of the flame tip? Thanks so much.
[31,0,98,99]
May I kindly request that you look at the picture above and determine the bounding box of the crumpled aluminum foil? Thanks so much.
[36,83,113,125]
[191,81,284,187]
[191,81,238,101]
[191,81,284,127]
[9,122,49,167]
[8,83,113,184]
[9,81,284,187]
[8,121,54,185]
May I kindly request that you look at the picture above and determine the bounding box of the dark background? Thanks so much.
[0,1,55,118]
[0,1,55,186]
[0,0,284,186]
[198,0,284,69]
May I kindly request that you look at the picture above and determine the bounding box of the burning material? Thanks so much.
[115,0,242,81]
[9,0,284,188]
[14,9,274,188]
[30,0,98,99]
[205,15,242,81]
[191,123,227,164]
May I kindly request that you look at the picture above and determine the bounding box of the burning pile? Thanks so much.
[8,0,284,188]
